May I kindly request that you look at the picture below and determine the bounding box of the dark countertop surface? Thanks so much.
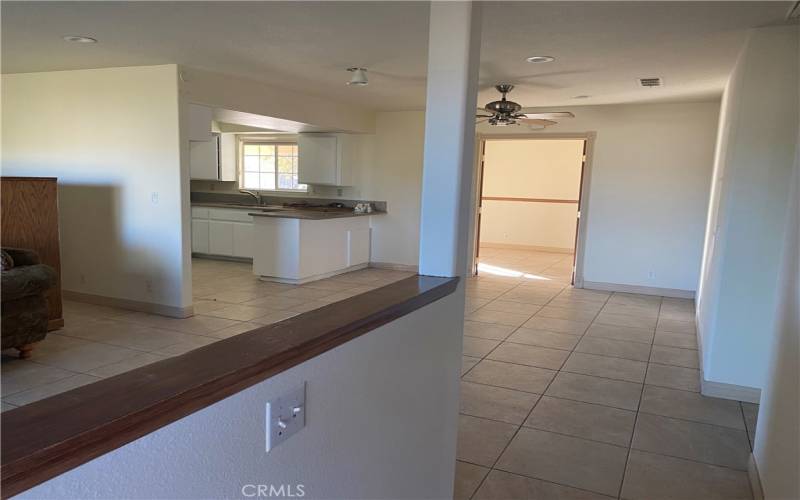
[191,202,384,220]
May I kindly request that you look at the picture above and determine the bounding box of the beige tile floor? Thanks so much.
[1,249,761,500]
[456,247,758,500]
[1,259,413,410]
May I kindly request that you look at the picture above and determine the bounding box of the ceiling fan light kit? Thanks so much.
[477,84,575,127]
[525,55,555,64]
[346,67,369,86]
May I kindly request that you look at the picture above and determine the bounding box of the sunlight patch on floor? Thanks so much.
[477,262,551,280]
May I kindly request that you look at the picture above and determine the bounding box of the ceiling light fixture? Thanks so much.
[62,35,97,43]
[346,67,368,86]
[526,55,555,64]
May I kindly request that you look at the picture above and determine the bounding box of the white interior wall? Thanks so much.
[1,65,190,311]
[478,101,719,292]
[696,25,799,394]
[17,293,464,500]
[362,111,427,268]
[754,148,799,500]
[480,139,583,250]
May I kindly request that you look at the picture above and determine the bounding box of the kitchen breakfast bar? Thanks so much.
[249,209,376,284]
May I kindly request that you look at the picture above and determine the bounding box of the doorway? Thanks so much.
[473,136,590,285]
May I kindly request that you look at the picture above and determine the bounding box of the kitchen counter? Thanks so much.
[190,202,384,220]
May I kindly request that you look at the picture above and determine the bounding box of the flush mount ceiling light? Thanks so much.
[346,67,368,86]
[525,55,555,64]
[62,35,97,43]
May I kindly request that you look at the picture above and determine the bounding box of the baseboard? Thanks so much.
[480,242,573,254]
[62,290,194,319]
[582,281,695,299]
[192,253,252,263]
[258,263,369,285]
[748,455,765,500]
[369,262,420,273]
[700,375,761,403]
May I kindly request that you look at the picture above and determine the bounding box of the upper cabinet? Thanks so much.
[298,133,358,186]
[218,133,237,181]
[190,133,238,181]
[187,104,213,142]
[189,134,219,180]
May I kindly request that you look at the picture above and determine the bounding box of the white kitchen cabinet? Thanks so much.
[192,207,254,259]
[297,133,359,186]
[232,222,253,258]
[190,133,237,181]
[208,220,234,256]
[219,133,238,181]
[190,134,220,180]
[191,219,210,254]
[252,215,371,283]
[187,104,213,142]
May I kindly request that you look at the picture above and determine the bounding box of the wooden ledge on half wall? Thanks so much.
[0,274,459,498]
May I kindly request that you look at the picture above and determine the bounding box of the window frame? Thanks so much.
[239,140,307,193]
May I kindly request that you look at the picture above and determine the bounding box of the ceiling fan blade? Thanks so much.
[518,110,575,119]
[476,114,493,118]
[476,117,491,124]
[517,118,557,126]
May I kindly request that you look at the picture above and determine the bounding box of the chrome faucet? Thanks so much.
[239,189,262,205]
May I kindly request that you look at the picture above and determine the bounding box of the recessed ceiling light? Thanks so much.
[526,55,555,64]
[62,35,97,43]
[573,95,590,99]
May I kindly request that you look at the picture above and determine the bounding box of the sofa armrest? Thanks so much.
[2,248,41,267]
[1,264,57,302]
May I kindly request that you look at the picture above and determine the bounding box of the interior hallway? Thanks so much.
[1,260,412,410]
[457,248,758,499]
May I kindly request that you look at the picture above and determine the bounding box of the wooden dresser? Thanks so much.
[1,177,64,330]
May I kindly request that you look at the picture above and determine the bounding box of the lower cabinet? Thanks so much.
[232,222,253,258]
[191,219,210,254]
[208,220,234,256]
[192,207,253,259]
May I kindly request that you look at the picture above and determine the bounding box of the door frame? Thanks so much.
[468,131,597,288]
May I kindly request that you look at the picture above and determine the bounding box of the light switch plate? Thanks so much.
[266,383,306,452]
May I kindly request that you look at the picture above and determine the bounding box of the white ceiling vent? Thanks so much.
[638,77,663,88]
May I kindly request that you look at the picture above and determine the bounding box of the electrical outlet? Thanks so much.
[151,192,159,205]
[336,188,343,196]
[145,279,153,293]
[79,274,86,285]
[266,383,306,452]
[647,270,656,280]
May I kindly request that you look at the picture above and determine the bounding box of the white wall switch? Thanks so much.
[266,383,306,452]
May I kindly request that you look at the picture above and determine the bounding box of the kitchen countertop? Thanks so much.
[191,202,384,220]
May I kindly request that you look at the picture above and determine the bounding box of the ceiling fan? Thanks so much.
[477,84,574,127]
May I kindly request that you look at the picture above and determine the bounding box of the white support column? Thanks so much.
[418,1,482,278]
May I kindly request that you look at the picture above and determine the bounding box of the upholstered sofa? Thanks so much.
[1,248,57,358]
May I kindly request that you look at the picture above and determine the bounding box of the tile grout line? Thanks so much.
[468,281,614,499]
[615,294,662,500]
[465,275,571,498]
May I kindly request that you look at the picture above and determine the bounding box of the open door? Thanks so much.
[473,137,588,281]
[571,140,588,285]
[473,140,486,275]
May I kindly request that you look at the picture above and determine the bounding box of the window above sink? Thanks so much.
[241,142,308,193]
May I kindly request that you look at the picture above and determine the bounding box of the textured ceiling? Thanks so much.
[1,1,793,111]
